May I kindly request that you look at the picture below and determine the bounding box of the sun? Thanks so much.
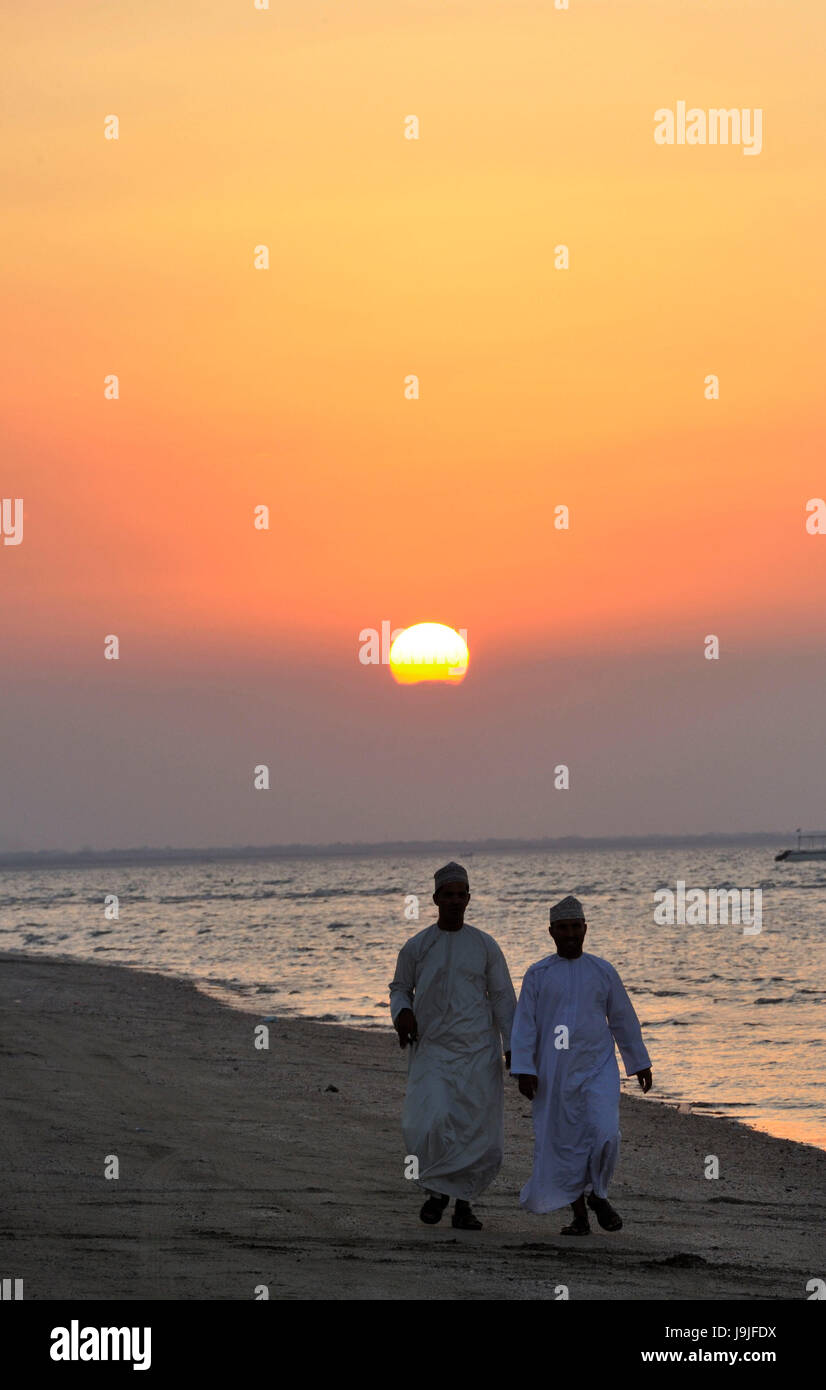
[389,623,469,685]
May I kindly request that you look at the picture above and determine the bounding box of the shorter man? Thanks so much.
[510,895,652,1234]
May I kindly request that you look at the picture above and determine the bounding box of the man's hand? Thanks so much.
[394,1008,418,1048]
[505,1050,511,1071]
[517,1074,538,1100]
[636,1067,652,1093]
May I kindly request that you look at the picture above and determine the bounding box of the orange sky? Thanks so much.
[2,1,825,847]
[4,0,825,662]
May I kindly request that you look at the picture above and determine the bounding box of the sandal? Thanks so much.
[587,1192,623,1231]
[560,1215,591,1236]
[419,1192,450,1225]
[452,1201,482,1230]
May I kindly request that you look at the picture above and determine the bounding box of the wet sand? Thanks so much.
[1,951,823,1300]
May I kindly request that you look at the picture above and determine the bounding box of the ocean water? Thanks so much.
[1,846,824,1149]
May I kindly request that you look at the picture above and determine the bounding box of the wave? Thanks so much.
[280,886,404,900]
[635,987,687,997]
[0,895,79,907]
[157,890,287,903]
[640,1019,693,1028]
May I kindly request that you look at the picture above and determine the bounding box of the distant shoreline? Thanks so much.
[0,831,789,871]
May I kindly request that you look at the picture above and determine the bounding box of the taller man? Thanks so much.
[389,862,516,1230]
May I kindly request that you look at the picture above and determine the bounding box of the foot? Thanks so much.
[586,1192,623,1231]
[560,1215,591,1235]
[452,1200,482,1230]
[561,1193,590,1235]
[419,1192,449,1225]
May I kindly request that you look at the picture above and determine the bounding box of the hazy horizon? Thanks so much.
[0,828,800,866]
[3,645,826,853]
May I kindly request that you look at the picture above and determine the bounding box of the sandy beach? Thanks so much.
[1,950,823,1301]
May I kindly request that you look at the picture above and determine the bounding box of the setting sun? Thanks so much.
[388,623,469,685]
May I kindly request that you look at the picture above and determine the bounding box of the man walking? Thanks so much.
[389,862,516,1229]
[510,894,652,1234]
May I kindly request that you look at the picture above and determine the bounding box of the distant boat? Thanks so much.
[775,829,826,861]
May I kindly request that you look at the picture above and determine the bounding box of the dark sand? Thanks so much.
[1,952,823,1300]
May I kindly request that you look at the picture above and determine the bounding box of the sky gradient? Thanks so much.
[2,0,824,849]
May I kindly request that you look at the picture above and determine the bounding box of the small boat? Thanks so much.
[775,829,826,861]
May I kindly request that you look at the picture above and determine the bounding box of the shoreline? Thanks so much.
[4,944,821,1157]
[2,950,825,1299]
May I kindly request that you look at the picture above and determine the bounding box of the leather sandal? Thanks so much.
[452,1201,482,1230]
[560,1214,591,1235]
[419,1192,450,1224]
[586,1192,623,1231]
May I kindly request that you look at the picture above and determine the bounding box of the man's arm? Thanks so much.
[389,940,418,1048]
[510,969,539,1097]
[485,939,517,1066]
[606,964,652,1088]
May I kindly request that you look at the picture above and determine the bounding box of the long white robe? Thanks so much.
[389,922,516,1200]
[510,952,650,1213]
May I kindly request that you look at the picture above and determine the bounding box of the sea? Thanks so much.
[2,844,824,1149]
